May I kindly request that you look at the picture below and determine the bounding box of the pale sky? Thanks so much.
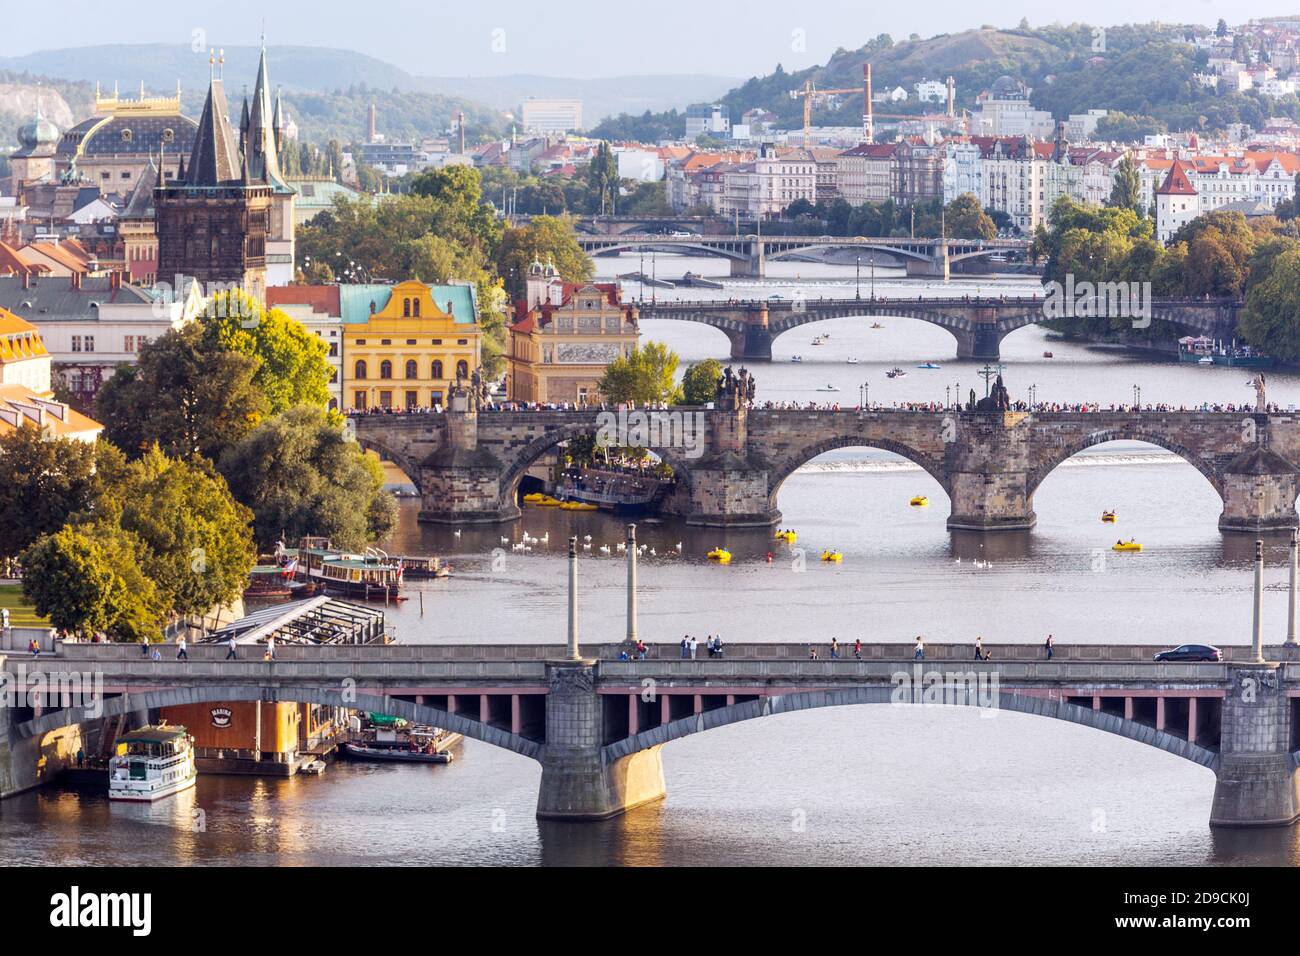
[4,0,1300,78]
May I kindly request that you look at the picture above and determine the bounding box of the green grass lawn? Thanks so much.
[0,583,48,627]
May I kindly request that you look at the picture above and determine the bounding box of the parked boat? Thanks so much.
[558,468,667,515]
[300,760,326,775]
[393,555,450,579]
[287,539,404,599]
[343,742,455,764]
[109,726,197,802]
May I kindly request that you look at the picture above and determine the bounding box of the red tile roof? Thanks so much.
[1156,159,1197,196]
[266,284,342,316]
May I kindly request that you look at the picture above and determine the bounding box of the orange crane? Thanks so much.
[790,78,867,148]
[790,68,967,145]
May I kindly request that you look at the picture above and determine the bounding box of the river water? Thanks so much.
[6,254,1300,866]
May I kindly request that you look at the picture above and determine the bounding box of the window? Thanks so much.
[379,390,392,409]
[328,343,337,357]
[124,335,135,352]
[379,360,392,379]
[84,336,94,353]
[431,360,443,379]
[406,339,417,345]
[402,298,411,317]
[380,339,391,345]
[405,390,418,409]
[354,391,367,409]
[412,299,420,317]
[71,335,82,353]
[354,360,367,379]
[405,359,418,379]
[356,339,366,345]
[457,338,468,345]
[432,339,442,345]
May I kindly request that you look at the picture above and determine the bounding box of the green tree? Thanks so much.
[218,405,397,551]
[597,342,683,405]
[495,216,594,300]
[1240,238,1300,361]
[21,525,166,642]
[944,194,996,239]
[0,426,97,561]
[681,358,723,405]
[1108,154,1144,213]
[202,289,332,413]
[95,324,268,461]
[102,447,256,621]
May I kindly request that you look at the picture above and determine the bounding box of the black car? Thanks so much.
[1153,644,1223,662]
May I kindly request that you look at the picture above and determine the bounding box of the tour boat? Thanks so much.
[820,550,843,563]
[811,336,825,346]
[791,355,803,363]
[886,368,906,379]
[707,547,732,563]
[1101,511,1117,523]
[1112,540,1143,552]
[1043,351,1054,359]
[847,357,859,364]
[910,495,929,507]
[393,555,450,579]
[108,726,197,802]
[817,384,840,392]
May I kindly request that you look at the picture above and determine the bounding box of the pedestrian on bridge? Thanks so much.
[809,645,818,660]
[914,636,925,661]
[854,638,862,660]
[689,636,698,659]
[1045,634,1054,660]
[140,634,150,657]
[830,638,840,659]
[974,637,985,661]
[176,636,188,661]
[226,635,238,660]
[680,636,690,659]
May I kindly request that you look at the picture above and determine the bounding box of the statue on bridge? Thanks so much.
[1252,373,1267,414]
[717,365,756,409]
[970,374,1011,412]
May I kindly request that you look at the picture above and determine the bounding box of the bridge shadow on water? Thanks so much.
[537,803,671,867]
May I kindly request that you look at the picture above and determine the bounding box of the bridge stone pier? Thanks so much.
[16,642,1300,826]
[352,405,1300,533]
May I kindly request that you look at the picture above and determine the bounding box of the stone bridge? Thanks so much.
[636,296,1242,361]
[7,641,1300,827]
[578,235,1029,279]
[351,403,1300,533]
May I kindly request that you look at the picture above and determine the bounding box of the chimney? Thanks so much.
[458,111,466,154]
[21,271,30,290]
[70,271,81,290]
[110,270,122,292]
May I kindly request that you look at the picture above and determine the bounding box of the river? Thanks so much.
[5,255,1300,866]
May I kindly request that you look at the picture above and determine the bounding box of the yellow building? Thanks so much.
[507,262,639,404]
[338,280,481,411]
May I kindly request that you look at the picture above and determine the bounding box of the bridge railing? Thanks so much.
[36,640,1291,664]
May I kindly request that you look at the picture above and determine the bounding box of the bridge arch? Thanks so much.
[496,422,693,514]
[585,239,749,263]
[13,684,542,761]
[604,686,1219,770]
[770,307,975,356]
[1027,430,1226,498]
[766,436,951,515]
[350,432,423,497]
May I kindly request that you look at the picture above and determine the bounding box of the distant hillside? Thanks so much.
[714,20,1300,135]
[415,73,740,125]
[0,71,94,152]
[0,44,739,136]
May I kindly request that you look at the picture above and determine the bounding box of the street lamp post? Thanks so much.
[856,255,861,301]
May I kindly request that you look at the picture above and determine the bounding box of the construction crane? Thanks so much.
[789,64,876,148]
[789,68,966,147]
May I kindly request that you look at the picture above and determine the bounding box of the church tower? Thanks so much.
[154,44,297,300]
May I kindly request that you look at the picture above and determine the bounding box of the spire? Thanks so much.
[243,39,289,191]
[184,72,241,186]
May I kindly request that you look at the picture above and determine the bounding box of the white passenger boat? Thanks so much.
[108,726,197,802]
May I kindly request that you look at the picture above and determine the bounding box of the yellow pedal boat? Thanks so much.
[774,530,797,543]
[1112,540,1142,552]
[707,548,732,563]
[1101,511,1117,523]
[820,550,843,562]
[560,501,598,511]
[910,496,929,507]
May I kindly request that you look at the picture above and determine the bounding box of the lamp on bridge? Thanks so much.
[1287,530,1299,648]
[1252,539,1265,663]
[568,536,580,661]
[626,524,638,646]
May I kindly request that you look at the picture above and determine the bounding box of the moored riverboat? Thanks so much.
[108,726,197,802]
